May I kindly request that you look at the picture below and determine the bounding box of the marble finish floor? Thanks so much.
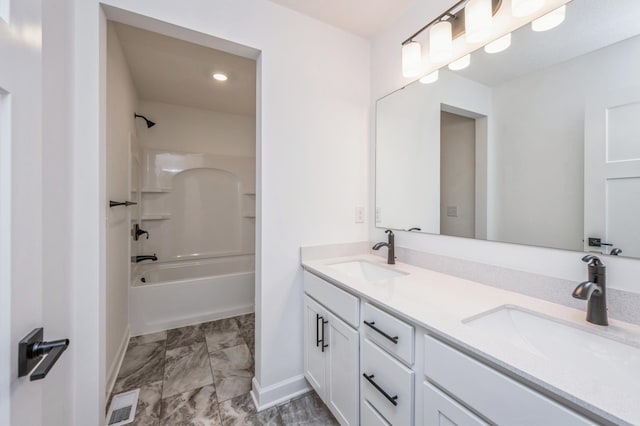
[110,313,338,425]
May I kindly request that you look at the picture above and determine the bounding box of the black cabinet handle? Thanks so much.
[364,321,398,344]
[321,317,328,352]
[316,313,321,347]
[362,373,398,406]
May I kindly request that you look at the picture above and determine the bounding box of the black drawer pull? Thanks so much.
[362,373,398,406]
[364,321,398,344]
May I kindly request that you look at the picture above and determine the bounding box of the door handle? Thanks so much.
[362,373,398,406]
[316,313,321,347]
[364,320,399,344]
[18,328,69,381]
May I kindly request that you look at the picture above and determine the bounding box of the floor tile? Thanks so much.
[163,342,213,398]
[219,393,283,426]
[129,331,167,348]
[130,380,163,426]
[206,317,241,333]
[114,341,165,394]
[234,313,255,329]
[166,324,206,350]
[278,391,338,425]
[159,384,221,426]
[209,344,253,402]
[205,328,246,353]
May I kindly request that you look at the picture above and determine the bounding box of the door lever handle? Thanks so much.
[18,328,70,381]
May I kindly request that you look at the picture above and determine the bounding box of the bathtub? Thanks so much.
[129,254,255,335]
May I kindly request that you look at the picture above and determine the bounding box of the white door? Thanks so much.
[585,87,640,257]
[303,295,326,397]
[326,311,359,426]
[1,0,70,424]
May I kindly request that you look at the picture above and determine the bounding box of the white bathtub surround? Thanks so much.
[303,253,640,425]
[129,255,255,335]
[368,244,640,326]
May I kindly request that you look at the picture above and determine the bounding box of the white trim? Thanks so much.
[0,88,12,426]
[129,304,254,337]
[106,326,130,399]
[250,375,311,412]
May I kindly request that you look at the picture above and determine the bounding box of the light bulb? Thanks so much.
[419,70,439,84]
[532,5,566,31]
[430,21,453,63]
[448,54,471,71]
[511,0,545,18]
[484,33,511,53]
[465,0,492,44]
[213,73,228,81]
[402,41,422,77]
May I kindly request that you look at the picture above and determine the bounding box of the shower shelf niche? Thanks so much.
[141,187,171,193]
[142,214,171,221]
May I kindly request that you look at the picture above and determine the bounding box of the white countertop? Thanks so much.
[302,254,640,426]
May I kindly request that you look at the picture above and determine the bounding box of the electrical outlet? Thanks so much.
[355,206,364,223]
[376,206,382,223]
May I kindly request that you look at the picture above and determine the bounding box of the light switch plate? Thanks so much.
[355,206,364,223]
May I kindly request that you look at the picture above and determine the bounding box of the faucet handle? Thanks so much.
[385,229,394,236]
[582,254,602,266]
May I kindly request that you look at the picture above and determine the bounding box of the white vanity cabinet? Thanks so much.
[303,272,359,426]
[422,335,595,426]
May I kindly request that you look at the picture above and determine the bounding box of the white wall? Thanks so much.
[371,0,640,294]
[78,0,371,408]
[440,111,475,238]
[106,22,138,386]
[138,100,256,157]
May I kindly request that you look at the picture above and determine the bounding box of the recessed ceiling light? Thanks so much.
[212,73,228,81]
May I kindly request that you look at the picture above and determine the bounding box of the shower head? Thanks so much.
[134,113,156,128]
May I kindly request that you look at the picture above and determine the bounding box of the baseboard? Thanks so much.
[130,304,254,336]
[106,326,130,398]
[250,375,311,411]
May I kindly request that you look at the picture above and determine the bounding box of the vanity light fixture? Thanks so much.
[400,0,502,77]
[465,0,493,43]
[430,20,453,63]
[448,54,471,71]
[402,41,423,77]
[419,70,439,84]
[531,5,566,31]
[511,0,545,18]
[484,32,512,53]
[212,73,228,81]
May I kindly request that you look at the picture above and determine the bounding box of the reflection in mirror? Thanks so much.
[376,0,640,258]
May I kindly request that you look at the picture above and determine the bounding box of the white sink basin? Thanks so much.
[464,306,640,386]
[328,260,407,282]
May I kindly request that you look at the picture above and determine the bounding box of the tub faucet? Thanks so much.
[372,230,395,265]
[132,254,158,263]
[572,255,608,326]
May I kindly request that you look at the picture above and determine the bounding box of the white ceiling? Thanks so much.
[113,23,256,116]
[267,0,417,38]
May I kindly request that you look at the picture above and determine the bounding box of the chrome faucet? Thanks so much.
[372,230,395,265]
[572,255,608,326]
[132,254,158,263]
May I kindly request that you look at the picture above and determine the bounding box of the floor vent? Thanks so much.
[106,388,140,426]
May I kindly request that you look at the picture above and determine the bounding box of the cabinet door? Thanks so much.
[304,295,327,397]
[326,311,359,426]
[424,382,488,426]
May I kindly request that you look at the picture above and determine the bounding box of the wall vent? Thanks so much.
[106,388,140,426]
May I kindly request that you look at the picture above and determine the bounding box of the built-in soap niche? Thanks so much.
[140,148,255,261]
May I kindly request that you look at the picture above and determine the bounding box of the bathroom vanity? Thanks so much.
[301,254,640,426]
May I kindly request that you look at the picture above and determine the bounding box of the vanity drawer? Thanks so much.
[362,400,391,426]
[423,335,595,426]
[304,270,359,327]
[362,338,414,425]
[363,302,414,365]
